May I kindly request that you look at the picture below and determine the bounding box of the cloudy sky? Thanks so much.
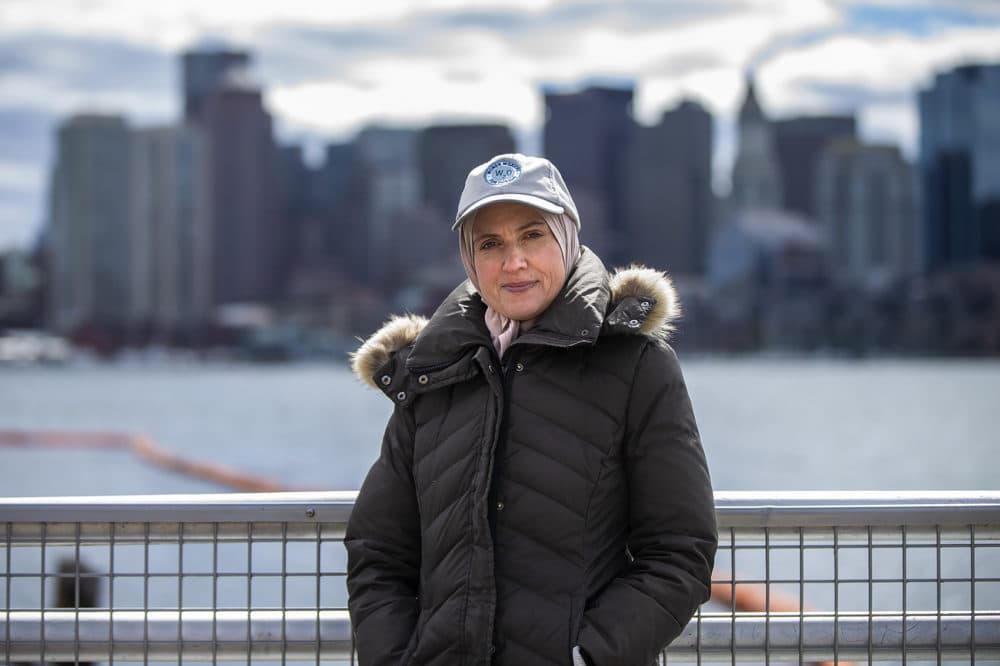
[2,0,1000,251]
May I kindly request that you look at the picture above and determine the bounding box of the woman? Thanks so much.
[346,153,717,666]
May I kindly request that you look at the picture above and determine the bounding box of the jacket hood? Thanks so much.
[350,313,430,392]
[351,260,680,389]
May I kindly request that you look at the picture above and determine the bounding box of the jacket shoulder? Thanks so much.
[605,265,681,340]
[350,314,428,389]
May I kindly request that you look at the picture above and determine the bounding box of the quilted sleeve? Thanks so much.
[345,404,421,666]
[576,342,717,665]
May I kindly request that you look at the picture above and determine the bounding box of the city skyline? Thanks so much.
[2,1,1000,250]
[31,54,997,354]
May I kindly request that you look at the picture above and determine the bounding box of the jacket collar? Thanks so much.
[351,246,681,391]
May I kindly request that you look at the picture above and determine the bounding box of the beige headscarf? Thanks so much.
[460,210,580,359]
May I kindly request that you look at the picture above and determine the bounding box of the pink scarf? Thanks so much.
[460,211,579,359]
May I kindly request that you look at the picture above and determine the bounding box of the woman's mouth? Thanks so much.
[502,281,538,293]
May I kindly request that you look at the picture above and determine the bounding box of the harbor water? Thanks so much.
[1,356,997,497]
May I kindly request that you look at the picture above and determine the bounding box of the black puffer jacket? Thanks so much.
[346,248,717,666]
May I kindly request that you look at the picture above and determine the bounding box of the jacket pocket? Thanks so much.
[399,609,426,666]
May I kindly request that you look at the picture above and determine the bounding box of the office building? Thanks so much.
[919,63,1000,271]
[198,81,281,305]
[353,127,422,286]
[182,50,251,121]
[544,85,635,264]
[815,140,919,286]
[773,115,856,219]
[48,114,132,334]
[625,100,714,275]
[130,125,212,335]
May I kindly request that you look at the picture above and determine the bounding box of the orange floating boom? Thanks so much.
[0,429,291,493]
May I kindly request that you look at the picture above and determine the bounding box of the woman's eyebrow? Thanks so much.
[474,220,545,242]
[473,231,500,243]
[473,220,545,242]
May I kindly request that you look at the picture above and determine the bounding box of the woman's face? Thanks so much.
[472,202,566,321]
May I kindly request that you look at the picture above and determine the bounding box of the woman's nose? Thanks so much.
[502,247,527,271]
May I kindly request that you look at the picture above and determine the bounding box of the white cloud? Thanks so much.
[764,27,1000,103]
[0,162,45,190]
[0,0,556,49]
[0,73,175,123]
[830,0,1000,18]
[263,0,840,140]
[267,71,541,140]
[756,25,1000,156]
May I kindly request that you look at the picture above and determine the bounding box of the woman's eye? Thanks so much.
[525,230,544,240]
[479,240,498,251]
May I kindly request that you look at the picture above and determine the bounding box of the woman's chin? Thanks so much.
[494,299,547,321]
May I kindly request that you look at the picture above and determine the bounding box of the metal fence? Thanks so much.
[1,491,998,664]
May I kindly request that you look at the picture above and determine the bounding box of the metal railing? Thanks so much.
[1,491,998,664]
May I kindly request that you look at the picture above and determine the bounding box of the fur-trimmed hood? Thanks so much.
[351,261,680,390]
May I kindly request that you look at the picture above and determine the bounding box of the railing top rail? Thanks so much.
[715,490,1000,528]
[0,490,358,524]
[0,490,998,528]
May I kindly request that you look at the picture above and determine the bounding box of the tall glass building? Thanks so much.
[919,63,1000,271]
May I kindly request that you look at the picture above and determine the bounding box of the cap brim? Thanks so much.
[452,194,565,230]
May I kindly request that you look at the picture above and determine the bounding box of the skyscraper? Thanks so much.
[730,76,783,212]
[182,50,251,122]
[276,145,318,291]
[815,140,919,285]
[312,141,360,270]
[773,115,857,219]
[353,127,422,286]
[625,100,714,275]
[182,48,282,306]
[130,125,212,337]
[919,63,1000,271]
[544,84,635,264]
[48,114,132,334]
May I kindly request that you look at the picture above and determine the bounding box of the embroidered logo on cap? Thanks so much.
[483,158,521,186]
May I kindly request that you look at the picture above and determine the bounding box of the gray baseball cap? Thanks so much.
[453,153,580,231]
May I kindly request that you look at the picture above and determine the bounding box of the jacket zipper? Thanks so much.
[485,349,519,663]
[488,352,517,530]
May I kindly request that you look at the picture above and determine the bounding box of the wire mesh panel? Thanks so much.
[662,493,1000,665]
[1,493,357,664]
[2,491,999,664]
